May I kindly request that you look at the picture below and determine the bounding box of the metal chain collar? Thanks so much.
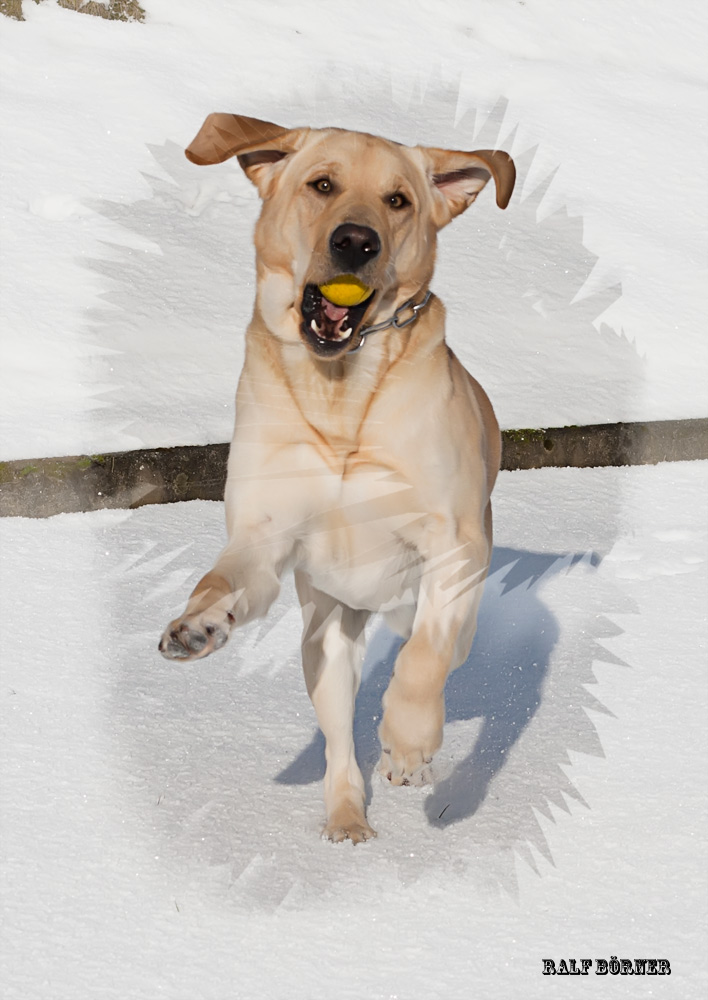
[351,290,433,352]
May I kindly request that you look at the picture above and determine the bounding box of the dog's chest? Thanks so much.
[298,460,425,612]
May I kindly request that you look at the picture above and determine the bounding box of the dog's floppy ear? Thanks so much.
[185,113,303,197]
[421,146,516,226]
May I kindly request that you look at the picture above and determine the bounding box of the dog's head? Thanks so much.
[186,114,515,359]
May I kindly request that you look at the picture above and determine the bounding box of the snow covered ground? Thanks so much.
[1,0,706,461]
[1,461,707,998]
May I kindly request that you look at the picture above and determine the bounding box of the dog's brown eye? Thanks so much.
[310,177,333,194]
[387,192,409,210]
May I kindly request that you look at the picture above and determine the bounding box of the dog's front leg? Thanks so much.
[295,572,374,843]
[159,536,291,662]
[379,527,491,786]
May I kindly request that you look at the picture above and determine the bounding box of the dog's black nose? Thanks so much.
[329,224,381,271]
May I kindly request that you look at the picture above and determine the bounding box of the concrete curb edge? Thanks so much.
[1,418,706,518]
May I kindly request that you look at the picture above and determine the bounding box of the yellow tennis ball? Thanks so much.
[318,275,372,307]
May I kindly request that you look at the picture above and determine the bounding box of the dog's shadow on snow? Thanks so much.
[276,545,594,827]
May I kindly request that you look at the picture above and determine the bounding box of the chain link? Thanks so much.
[351,291,432,351]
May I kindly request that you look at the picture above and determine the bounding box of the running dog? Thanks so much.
[159,114,515,842]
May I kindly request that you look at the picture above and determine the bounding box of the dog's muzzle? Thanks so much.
[300,283,375,357]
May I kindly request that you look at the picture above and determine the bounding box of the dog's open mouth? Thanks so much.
[301,284,375,357]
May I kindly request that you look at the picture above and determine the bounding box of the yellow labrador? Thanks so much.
[159,115,515,842]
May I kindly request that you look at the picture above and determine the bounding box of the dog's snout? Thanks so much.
[329,224,381,272]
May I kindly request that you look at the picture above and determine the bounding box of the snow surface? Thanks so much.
[1,461,707,998]
[1,0,707,461]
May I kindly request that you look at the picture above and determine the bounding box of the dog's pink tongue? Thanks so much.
[323,300,348,322]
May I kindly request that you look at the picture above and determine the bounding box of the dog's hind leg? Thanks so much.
[295,571,374,844]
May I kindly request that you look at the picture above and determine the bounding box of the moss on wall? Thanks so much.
[1,0,145,22]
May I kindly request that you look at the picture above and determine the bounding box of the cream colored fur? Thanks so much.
[159,115,515,842]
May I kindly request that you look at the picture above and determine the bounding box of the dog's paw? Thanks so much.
[378,747,433,787]
[322,819,377,844]
[321,800,376,844]
[158,611,234,662]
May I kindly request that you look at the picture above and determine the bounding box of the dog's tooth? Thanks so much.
[310,319,322,335]
[340,328,353,339]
